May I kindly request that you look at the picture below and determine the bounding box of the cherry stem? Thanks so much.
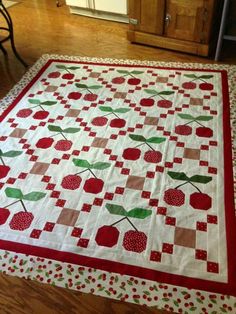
[196,121,205,127]
[86,88,93,94]
[31,105,39,109]
[148,94,156,99]
[60,132,68,141]
[129,73,136,78]
[65,68,71,74]
[0,156,5,166]
[189,181,202,193]
[5,200,20,208]
[199,78,208,83]
[134,143,145,148]
[20,200,27,212]
[39,105,45,111]
[126,217,138,231]
[102,113,112,117]
[145,142,155,151]
[183,120,194,126]
[157,94,166,101]
[49,133,59,138]
[111,216,126,226]
[112,112,120,119]
[175,181,188,189]
[88,169,97,179]
[75,169,88,175]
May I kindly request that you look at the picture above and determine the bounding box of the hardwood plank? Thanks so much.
[0,1,235,313]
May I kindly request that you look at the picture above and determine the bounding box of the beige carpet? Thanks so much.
[2,0,19,8]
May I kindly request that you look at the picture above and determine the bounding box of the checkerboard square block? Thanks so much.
[65,109,81,117]
[190,98,203,106]
[9,128,27,138]
[92,137,108,148]
[184,148,200,160]
[114,92,127,99]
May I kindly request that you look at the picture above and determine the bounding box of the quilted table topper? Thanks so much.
[0,57,235,308]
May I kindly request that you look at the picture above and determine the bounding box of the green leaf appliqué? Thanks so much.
[5,188,23,199]
[129,134,146,142]
[106,204,127,216]
[23,192,46,201]
[73,159,91,168]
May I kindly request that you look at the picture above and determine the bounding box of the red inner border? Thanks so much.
[0,59,236,296]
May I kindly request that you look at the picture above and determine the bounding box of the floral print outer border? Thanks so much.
[0,55,236,314]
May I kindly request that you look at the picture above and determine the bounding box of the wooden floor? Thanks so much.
[0,1,235,313]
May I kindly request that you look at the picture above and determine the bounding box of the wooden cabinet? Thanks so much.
[127,0,221,56]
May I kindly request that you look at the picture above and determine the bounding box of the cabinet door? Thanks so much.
[164,0,214,43]
[128,0,165,35]
[94,0,127,15]
[66,0,90,8]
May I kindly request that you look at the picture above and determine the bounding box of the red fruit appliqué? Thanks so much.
[175,125,192,136]
[110,119,126,128]
[36,137,54,149]
[112,77,125,84]
[199,83,214,91]
[83,178,104,194]
[196,127,213,138]
[0,208,10,225]
[62,73,74,80]
[190,192,212,210]
[61,175,82,190]
[164,188,185,206]
[127,78,141,85]
[0,165,10,179]
[17,109,33,118]
[122,148,141,161]
[95,225,120,247]
[140,98,154,107]
[84,94,98,102]
[182,82,196,90]
[157,100,172,108]
[91,117,108,126]
[54,140,72,151]
[68,92,82,100]
[144,151,162,163]
[9,212,34,231]
[48,71,60,79]
[123,230,147,253]
[33,111,49,120]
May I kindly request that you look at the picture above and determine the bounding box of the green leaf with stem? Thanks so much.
[127,208,152,219]
[114,108,131,114]
[158,91,174,96]
[48,125,63,133]
[99,106,113,112]
[131,70,143,75]
[106,204,127,216]
[195,116,213,121]
[62,127,80,134]
[199,75,213,79]
[73,159,91,168]
[56,65,67,70]
[146,137,166,144]
[168,171,190,181]
[28,99,41,105]
[23,192,46,201]
[5,188,23,199]
[40,101,57,106]
[184,74,197,79]
[117,70,129,74]
[91,162,111,170]
[88,85,102,90]
[129,134,146,142]
[144,89,158,95]
[189,175,212,184]
[75,83,88,89]
[1,151,22,158]
[178,113,195,120]
[67,66,80,70]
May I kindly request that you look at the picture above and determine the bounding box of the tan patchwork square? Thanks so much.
[174,227,196,248]
[89,72,100,78]
[190,98,203,106]
[184,148,200,160]
[9,128,27,138]
[114,92,127,99]
[126,176,145,190]
[57,208,80,226]
[92,137,108,148]
[156,76,168,83]
[66,109,81,117]
[30,162,49,175]
[144,117,159,125]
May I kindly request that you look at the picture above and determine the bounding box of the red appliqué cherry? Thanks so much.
[83,178,104,194]
[36,137,54,149]
[164,188,185,206]
[61,175,82,190]
[9,212,34,231]
[123,230,147,253]
[122,148,141,161]
[0,165,10,179]
[95,225,120,247]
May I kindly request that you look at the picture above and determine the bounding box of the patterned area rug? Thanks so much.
[0,55,236,313]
